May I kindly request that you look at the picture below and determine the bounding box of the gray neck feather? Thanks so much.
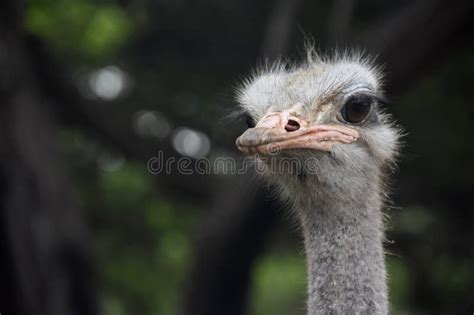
[291,171,388,315]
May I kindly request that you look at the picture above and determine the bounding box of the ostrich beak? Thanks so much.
[236,108,359,155]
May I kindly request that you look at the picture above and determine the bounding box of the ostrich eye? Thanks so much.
[243,112,256,128]
[340,94,373,124]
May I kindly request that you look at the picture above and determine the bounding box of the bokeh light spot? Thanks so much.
[172,127,211,158]
[89,66,126,100]
[133,110,171,140]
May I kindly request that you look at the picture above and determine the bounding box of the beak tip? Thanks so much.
[236,136,248,154]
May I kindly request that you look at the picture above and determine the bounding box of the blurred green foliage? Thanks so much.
[61,129,197,315]
[25,0,135,60]
[250,252,306,315]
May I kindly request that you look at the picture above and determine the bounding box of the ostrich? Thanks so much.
[235,51,400,314]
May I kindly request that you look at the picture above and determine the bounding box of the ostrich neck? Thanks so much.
[294,181,388,315]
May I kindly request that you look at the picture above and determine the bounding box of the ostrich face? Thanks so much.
[236,55,400,184]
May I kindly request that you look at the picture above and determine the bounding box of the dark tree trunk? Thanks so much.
[0,1,98,314]
[181,175,281,315]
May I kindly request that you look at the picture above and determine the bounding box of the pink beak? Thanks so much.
[236,106,359,155]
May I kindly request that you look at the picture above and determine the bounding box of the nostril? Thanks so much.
[285,119,300,132]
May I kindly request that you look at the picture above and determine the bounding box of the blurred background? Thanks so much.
[0,0,473,314]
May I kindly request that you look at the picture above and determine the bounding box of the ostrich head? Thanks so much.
[235,51,402,315]
[236,52,400,205]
